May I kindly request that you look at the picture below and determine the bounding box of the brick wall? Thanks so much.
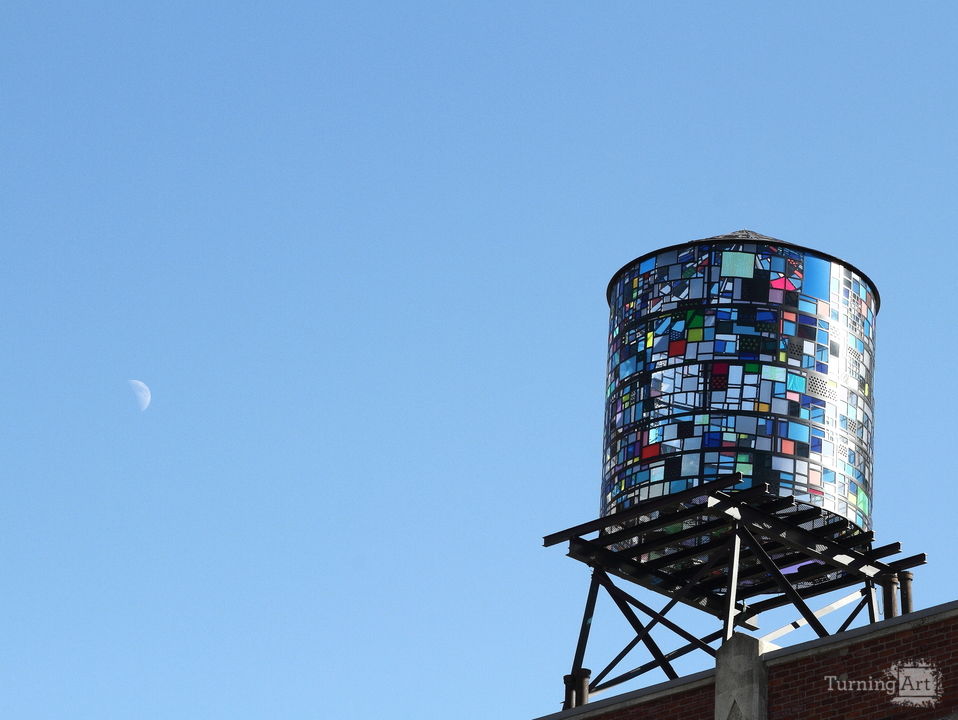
[766,605,958,720]
[533,600,958,720]
[588,681,713,720]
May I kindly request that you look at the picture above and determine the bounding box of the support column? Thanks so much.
[899,571,914,614]
[562,675,574,711]
[882,575,900,620]
[714,633,769,720]
[573,668,591,707]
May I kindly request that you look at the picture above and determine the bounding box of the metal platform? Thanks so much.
[544,473,926,709]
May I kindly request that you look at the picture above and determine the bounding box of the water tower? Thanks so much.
[544,230,925,710]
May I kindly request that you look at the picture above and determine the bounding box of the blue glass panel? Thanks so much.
[788,423,810,443]
[803,254,831,299]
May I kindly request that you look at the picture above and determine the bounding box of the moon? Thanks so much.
[128,379,152,411]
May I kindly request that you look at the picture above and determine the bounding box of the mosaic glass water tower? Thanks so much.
[544,231,924,708]
[602,229,878,533]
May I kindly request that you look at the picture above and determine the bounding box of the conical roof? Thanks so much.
[606,230,880,309]
[694,229,783,243]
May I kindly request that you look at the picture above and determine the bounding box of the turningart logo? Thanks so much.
[885,660,943,708]
[824,658,943,708]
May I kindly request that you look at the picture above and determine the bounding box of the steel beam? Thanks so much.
[571,573,600,673]
[544,473,742,547]
[722,524,742,641]
[595,571,678,680]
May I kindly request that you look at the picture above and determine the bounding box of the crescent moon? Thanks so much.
[128,379,152,411]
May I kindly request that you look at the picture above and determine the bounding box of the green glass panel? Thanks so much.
[720,251,755,278]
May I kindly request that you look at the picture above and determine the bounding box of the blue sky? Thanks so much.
[1,3,957,718]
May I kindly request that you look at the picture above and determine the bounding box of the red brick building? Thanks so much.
[533,599,958,720]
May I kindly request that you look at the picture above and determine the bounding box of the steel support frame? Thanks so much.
[549,475,926,705]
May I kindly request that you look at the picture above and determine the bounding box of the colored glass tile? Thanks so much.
[720,251,755,278]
